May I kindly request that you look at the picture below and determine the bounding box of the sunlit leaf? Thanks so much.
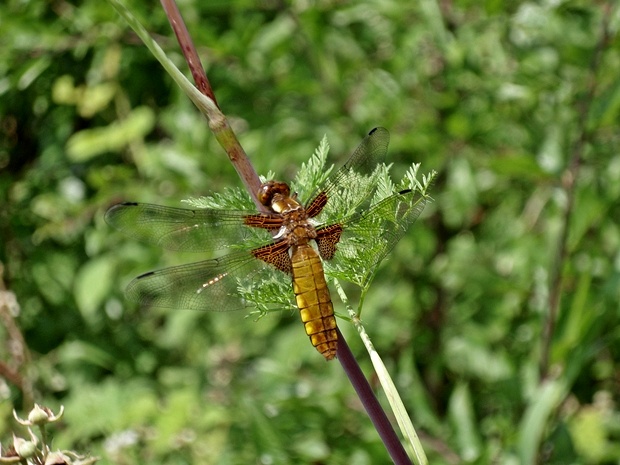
[66,106,155,161]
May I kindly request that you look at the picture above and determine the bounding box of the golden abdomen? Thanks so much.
[291,245,338,360]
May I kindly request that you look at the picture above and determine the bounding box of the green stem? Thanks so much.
[335,328,412,465]
[334,279,428,465]
[107,0,264,209]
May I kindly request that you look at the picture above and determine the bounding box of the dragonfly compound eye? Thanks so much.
[258,181,290,206]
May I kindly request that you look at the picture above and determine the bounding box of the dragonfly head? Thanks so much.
[258,180,290,205]
[258,181,303,214]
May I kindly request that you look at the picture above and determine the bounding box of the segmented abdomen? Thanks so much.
[291,245,338,360]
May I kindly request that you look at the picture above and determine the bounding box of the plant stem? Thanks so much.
[540,2,612,379]
[334,279,426,464]
[336,328,412,465]
[159,0,219,108]
[110,0,264,208]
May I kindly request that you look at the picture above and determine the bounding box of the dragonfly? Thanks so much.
[105,127,426,360]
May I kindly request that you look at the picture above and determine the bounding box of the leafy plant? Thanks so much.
[2,0,620,464]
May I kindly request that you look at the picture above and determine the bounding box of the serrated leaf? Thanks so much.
[183,186,254,210]
[292,134,334,202]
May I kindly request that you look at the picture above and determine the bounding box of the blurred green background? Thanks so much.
[1,0,619,464]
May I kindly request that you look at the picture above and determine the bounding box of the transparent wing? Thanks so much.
[105,203,277,253]
[323,188,428,287]
[322,127,390,196]
[301,127,427,286]
[305,127,390,220]
[106,128,390,255]
[125,250,293,312]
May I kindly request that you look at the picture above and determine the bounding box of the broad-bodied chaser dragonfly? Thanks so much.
[106,128,426,360]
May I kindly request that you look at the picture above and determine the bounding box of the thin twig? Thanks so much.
[133,0,264,208]
[159,0,219,107]
[540,2,613,378]
[337,329,412,465]
[334,277,423,464]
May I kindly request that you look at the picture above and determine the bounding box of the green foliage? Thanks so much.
[2,0,620,464]
[294,135,334,199]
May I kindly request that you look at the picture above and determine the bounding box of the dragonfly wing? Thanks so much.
[105,203,277,253]
[334,127,390,183]
[125,250,295,312]
[321,188,427,286]
[306,127,390,219]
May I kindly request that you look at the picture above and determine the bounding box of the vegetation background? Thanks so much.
[1,0,619,464]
